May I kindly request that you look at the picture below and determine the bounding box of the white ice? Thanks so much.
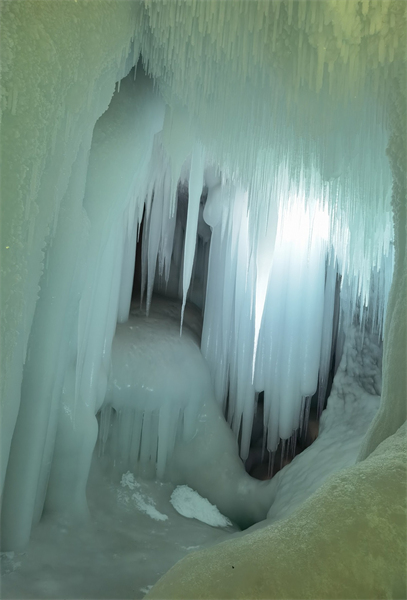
[170,486,232,528]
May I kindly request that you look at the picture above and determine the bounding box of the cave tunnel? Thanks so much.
[1,1,406,599]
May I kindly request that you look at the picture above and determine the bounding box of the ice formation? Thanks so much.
[1,2,406,596]
[147,423,407,600]
[170,486,232,528]
[266,325,383,524]
[138,122,394,467]
[99,297,275,528]
[100,301,214,480]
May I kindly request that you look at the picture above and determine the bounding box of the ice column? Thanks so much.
[1,68,165,550]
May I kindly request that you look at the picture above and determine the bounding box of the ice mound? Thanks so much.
[170,485,232,528]
[99,300,213,479]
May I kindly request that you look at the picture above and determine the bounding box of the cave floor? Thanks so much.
[1,327,380,600]
[1,458,237,600]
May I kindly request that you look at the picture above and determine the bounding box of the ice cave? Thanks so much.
[0,1,406,598]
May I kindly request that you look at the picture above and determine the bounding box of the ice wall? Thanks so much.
[0,2,163,549]
[1,1,141,494]
[358,68,407,460]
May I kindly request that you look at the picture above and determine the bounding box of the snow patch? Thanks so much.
[131,492,168,522]
[0,552,22,574]
[120,471,141,490]
[140,585,153,595]
[120,471,169,521]
[170,485,232,528]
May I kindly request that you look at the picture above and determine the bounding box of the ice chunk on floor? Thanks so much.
[170,486,232,528]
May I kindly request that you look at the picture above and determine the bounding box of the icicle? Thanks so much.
[317,253,337,415]
[180,142,205,331]
[117,212,138,323]
[146,178,164,314]
[129,409,143,464]
[252,200,278,376]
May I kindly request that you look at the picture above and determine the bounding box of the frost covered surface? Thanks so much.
[0,0,143,497]
[170,486,232,528]
[1,62,166,549]
[267,326,382,524]
[146,423,407,600]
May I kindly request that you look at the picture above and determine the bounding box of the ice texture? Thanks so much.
[1,8,405,597]
[181,143,205,330]
[1,50,165,549]
[1,309,404,600]
[146,423,407,600]
[267,326,382,523]
[1,0,143,501]
[1,463,238,600]
[99,297,276,529]
[137,140,394,464]
[170,486,232,528]
[100,299,213,479]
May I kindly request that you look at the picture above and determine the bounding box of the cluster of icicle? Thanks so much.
[121,131,393,464]
[142,0,403,99]
[97,0,398,467]
[139,0,398,350]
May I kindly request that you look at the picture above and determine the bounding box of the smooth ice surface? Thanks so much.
[170,486,232,528]
[1,457,238,600]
